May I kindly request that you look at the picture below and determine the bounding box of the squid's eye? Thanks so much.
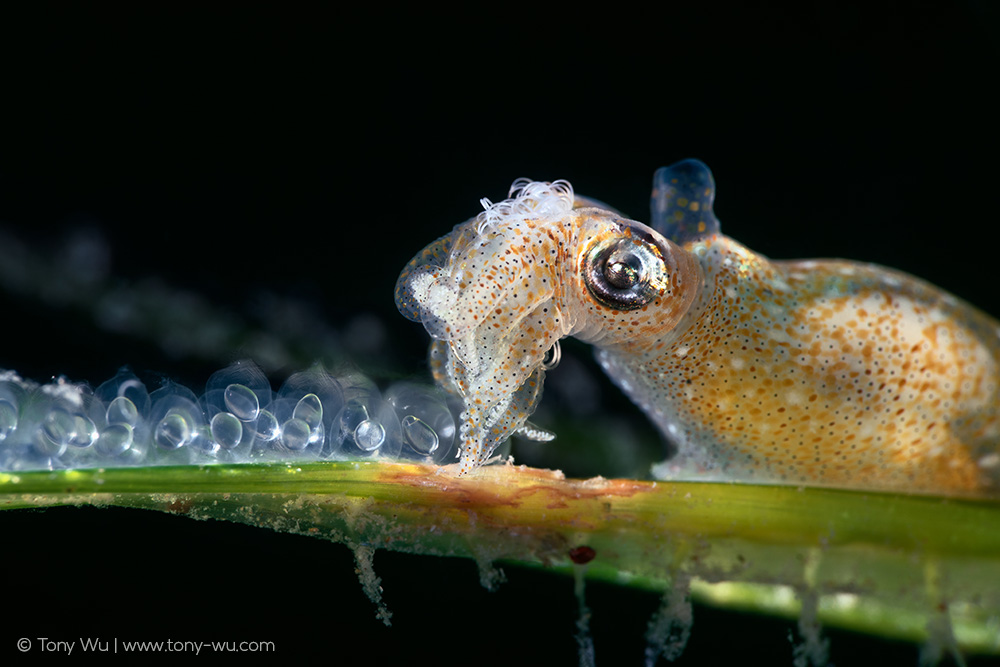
[583,234,669,310]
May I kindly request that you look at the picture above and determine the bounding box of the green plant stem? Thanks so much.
[2,461,998,654]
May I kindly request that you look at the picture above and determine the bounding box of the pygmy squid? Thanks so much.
[395,161,1000,497]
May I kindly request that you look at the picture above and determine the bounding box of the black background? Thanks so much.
[1,4,997,665]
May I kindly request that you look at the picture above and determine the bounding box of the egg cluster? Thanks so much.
[0,361,458,472]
